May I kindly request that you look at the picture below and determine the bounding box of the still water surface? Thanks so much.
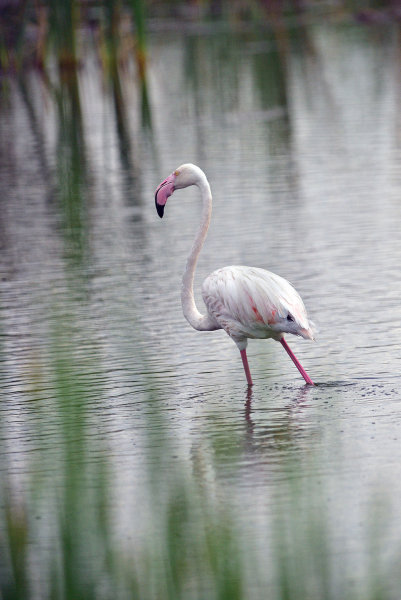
[1,19,401,597]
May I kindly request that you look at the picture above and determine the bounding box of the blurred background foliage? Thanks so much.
[1,0,401,75]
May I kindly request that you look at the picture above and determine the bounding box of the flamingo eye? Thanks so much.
[287,314,294,322]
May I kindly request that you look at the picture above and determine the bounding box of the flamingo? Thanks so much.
[155,163,315,386]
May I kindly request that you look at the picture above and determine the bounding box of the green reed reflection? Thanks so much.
[0,297,244,598]
[55,69,89,266]
[48,0,77,70]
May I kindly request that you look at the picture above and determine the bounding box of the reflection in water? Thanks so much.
[55,66,88,267]
[243,383,316,462]
[1,16,401,598]
[107,27,140,208]
[17,75,54,202]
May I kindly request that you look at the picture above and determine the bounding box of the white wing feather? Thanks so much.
[202,265,312,343]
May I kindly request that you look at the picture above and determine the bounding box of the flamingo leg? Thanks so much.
[280,338,314,385]
[240,349,253,387]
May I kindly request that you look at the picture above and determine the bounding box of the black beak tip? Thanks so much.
[155,195,164,218]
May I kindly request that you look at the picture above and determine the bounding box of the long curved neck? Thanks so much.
[181,177,219,331]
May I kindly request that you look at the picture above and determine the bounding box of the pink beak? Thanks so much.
[155,173,175,218]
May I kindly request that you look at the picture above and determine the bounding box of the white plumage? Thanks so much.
[202,265,312,347]
[155,164,314,386]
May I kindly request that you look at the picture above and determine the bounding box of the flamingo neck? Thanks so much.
[181,177,218,331]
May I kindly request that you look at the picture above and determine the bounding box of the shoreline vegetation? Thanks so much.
[1,1,400,74]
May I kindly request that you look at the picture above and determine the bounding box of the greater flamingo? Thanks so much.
[155,163,315,386]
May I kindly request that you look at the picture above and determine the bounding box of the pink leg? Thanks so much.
[240,349,253,387]
[280,338,314,385]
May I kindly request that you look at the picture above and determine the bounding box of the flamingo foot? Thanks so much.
[240,349,253,387]
[280,338,314,385]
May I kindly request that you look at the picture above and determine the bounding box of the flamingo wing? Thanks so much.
[202,265,313,343]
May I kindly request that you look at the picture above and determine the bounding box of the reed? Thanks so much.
[48,0,78,70]
[127,0,147,81]
[1,1,396,75]
[2,426,401,599]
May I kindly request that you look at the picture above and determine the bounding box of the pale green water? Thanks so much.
[1,18,401,599]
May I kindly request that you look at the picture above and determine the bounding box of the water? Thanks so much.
[1,17,401,599]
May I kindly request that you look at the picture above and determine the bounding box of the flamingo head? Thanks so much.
[155,164,205,218]
[155,172,176,218]
[277,314,316,341]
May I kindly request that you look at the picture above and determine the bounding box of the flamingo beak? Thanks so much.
[299,327,315,341]
[155,173,176,218]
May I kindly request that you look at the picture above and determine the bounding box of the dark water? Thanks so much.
[1,19,401,598]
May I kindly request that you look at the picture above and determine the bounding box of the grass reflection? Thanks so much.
[48,0,78,70]
[49,320,110,599]
[0,300,245,598]
[55,68,89,267]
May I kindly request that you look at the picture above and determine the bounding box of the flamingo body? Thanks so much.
[155,163,314,386]
[201,265,313,350]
